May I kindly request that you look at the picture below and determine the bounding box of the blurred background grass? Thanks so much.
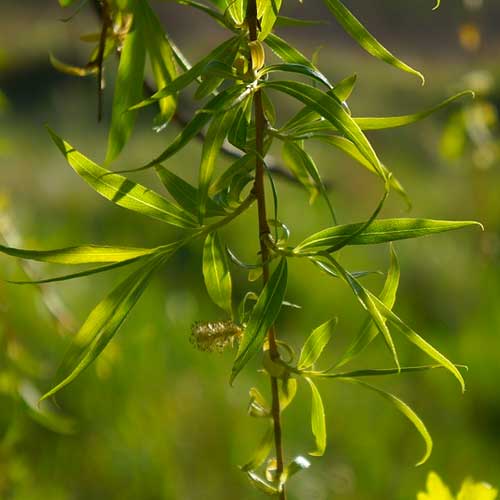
[0,1,499,499]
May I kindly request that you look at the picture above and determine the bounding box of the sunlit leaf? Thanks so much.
[246,471,279,496]
[136,0,178,129]
[155,165,226,217]
[240,421,274,471]
[336,244,399,367]
[203,232,233,314]
[106,24,146,162]
[355,91,474,130]
[279,456,311,489]
[323,0,424,83]
[198,108,238,221]
[130,36,241,110]
[258,0,283,40]
[298,318,337,370]
[231,259,288,384]
[262,80,384,178]
[295,218,482,252]
[281,141,336,222]
[265,34,331,88]
[339,378,432,465]
[305,377,326,456]
[48,128,197,228]
[0,243,158,264]
[41,254,166,401]
[369,292,466,392]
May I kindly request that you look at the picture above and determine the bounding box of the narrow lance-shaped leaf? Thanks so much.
[355,91,474,130]
[339,378,433,466]
[106,23,146,163]
[231,259,288,384]
[318,365,466,379]
[246,471,279,496]
[203,232,233,315]
[240,421,274,471]
[318,136,409,206]
[198,107,238,222]
[324,254,400,370]
[305,377,327,456]
[0,243,159,264]
[264,33,332,88]
[155,165,226,217]
[281,74,357,133]
[41,254,166,401]
[124,84,247,173]
[136,0,178,129]
[295,218,482,253]
[261,80,385,179]
[129,36,241,110]
[257,0,283,40]
[336,244,400,368]
[282,141,336,223]
[298,318,337,370]
[259,63,331,89]
[323,0,424,84]
[48,128,197,228]
[368,291,466,392]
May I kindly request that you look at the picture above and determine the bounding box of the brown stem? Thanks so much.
[246,2,286,498]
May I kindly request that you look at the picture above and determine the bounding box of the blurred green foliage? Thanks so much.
[0,1,499,499]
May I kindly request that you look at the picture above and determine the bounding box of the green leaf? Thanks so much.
[0,243,158,264]
[59,0,76,6]
[265,34,326,78]
[369,292,466,392]
[128,84,247,173]
[246,471,279,496]
[106,24,146,163]
[48,128,197,228]
[49,53,98,77]
[240,421,274,471]
[257,0,282,40]
[322,0,424,84]
[318,136,409,205]
[281,141,336,223]
[155,165,226,217]
[260,63,332,89]
[129,36,241,110]
[231,259,288,384]
[333,73,357,102]
[41,254,166,401]
[318,364,463,379]
[8,261,145,285]
[336,244,400,367]
[339,378,432,466]
[275,16,326,27]
[298,318,337,370]
[324,255,400,370]
[136,0,178,129]
[305,377,326,456]
[295,218,482,252]
[261,80,384,178]
[355,91,474,130]
[203,232,233,314]
[198,108,238,222]
[282,141,319,204]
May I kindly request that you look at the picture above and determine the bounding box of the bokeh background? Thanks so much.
[1,1,499,499]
